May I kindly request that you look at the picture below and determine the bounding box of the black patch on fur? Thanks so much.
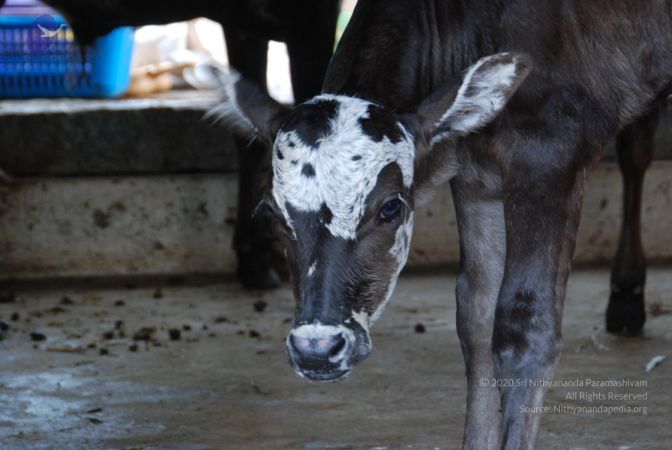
[284,203,351,324]
[281,99,339,149]
[291,160,298,166]
[510,290,536,323]
[359,104,404,144]
[492,289,537,355]
[319,203,333,225]
[302,163,316,178]
[351,155,362,161]
[277,150,285,160]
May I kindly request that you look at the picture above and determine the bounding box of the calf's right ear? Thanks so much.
[207,66,291,145]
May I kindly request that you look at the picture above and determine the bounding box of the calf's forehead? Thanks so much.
[272,95,415,241]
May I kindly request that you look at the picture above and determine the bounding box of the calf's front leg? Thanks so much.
[451,153,506,450]
[493,142,593,450]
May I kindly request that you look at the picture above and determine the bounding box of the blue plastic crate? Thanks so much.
[0,14,134,98]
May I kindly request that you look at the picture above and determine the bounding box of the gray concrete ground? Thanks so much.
[0,269,670,450]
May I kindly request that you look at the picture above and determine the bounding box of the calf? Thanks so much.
[38,0,342,289]
[216,0,672,448]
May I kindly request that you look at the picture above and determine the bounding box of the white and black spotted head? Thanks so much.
[210,53,530,382]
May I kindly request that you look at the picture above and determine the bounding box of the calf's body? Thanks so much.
[323,2,672,447]
[215,0,672,448]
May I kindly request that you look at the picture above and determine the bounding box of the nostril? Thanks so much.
[328,333,346,358]
[289,334,308,354]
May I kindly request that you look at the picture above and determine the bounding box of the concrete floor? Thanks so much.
[0,269,670,450]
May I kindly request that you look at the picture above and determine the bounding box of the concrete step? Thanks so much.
[1,93,671,280]
[1,162,671,281]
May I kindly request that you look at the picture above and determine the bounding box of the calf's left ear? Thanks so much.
[409,52,531,202]
[207,66,291,145]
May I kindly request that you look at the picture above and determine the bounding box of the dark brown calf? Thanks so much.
[216,1,672,449]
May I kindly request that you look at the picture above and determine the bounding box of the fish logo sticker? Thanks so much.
[34,14,64,39]
[37,22,65,38]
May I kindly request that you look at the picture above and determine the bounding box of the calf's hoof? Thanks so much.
[606,285,646,335]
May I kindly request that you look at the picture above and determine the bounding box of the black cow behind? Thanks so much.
[27,0,342,288]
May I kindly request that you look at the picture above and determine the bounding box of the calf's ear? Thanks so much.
[207,66,291,145]
[409,52,531,203]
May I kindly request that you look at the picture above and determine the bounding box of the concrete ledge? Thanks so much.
[0,92,239,176]
[2,162,671,280]
[1,93,672,179]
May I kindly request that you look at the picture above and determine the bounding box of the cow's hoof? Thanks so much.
[0,320,9,341]
[606,286,646,335]
[238,259,282,290]
[235,236,284,290]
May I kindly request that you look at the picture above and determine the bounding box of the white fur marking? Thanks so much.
[272,95,415,240]
[307,261,317,278]
[349,310,373,358]
[372,214,414,323]
[350,309,370,331]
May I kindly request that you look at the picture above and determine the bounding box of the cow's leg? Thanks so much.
[0,167,10,183]
[452,155,505,450]
[223,28,280,289]
[606,108,659,334]
[286,0,341,102]
[493,139,593,450]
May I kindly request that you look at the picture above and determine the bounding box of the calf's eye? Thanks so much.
[379,199,403,222]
